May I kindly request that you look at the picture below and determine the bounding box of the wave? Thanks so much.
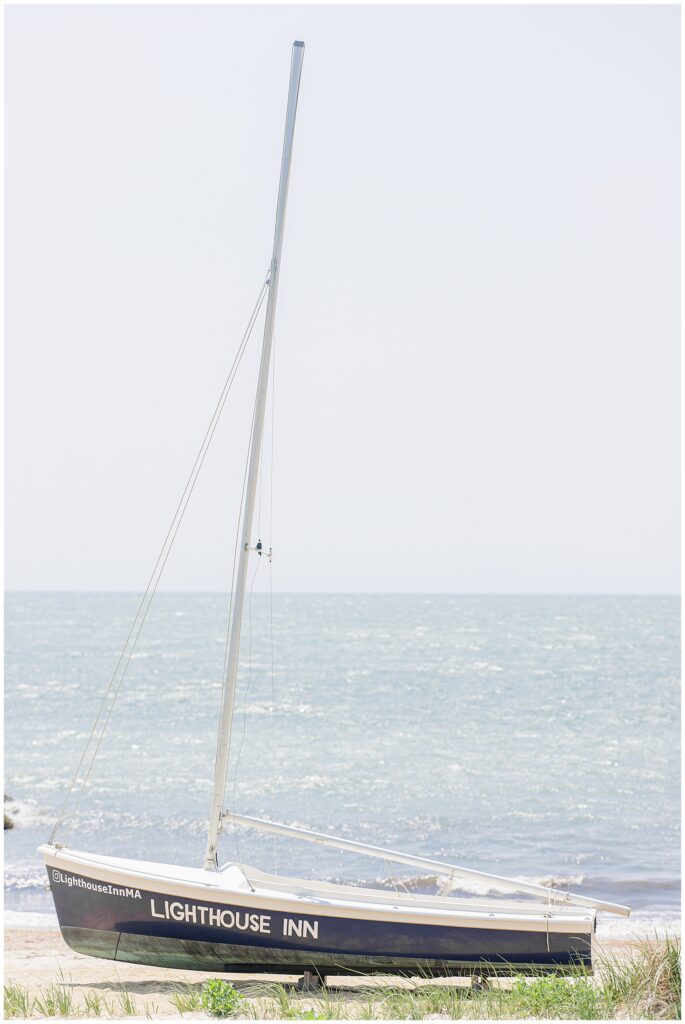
[596,911,681,940]
[366,872,587,897]
[3,797,53,828]
[240,700,319,717]
[588,877,682,895]
[441,873,587,897]
[351,872,682,918]
[4,863,48,891]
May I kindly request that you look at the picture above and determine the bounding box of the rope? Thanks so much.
[382,857,417,902]
[50,271,270,846]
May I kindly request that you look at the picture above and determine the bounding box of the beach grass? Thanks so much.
[3,937,681,1019]
[169,981,204,1014]
[31,983,74,1018]
[597,934,681,1019]
[82,990,104,1016]
[116,987,136,1016]
[4,982,33,1018]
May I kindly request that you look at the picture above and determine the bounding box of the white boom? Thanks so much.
[222,812,631,917]
[204,42,305,871]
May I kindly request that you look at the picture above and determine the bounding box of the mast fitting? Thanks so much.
[245,539,272,560]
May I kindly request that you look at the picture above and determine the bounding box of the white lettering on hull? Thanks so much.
[149,898,281,936]
[50,871,321,943]
[283,918,319,939]
[149,898,320,940]
[51,870,141,899]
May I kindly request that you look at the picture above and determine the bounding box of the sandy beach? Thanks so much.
[5,926,254,1017]
[4,924,655,1019]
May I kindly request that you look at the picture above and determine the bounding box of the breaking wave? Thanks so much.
[364,872,587,897]
[3,798,53,829]
[596,911,681,940]
[440,873,587,897]
[4,863,47,892]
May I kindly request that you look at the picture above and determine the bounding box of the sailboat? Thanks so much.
[40,41,630,979]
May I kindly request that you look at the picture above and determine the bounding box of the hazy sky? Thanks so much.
[5,5,680,593]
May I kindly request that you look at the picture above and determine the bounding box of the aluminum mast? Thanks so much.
[204,41,305,871]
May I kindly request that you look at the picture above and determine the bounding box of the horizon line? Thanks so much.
[3,588,681,598]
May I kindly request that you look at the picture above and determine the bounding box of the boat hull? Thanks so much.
[42,850,594,976]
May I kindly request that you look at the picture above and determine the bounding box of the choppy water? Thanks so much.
[4,592,680,938]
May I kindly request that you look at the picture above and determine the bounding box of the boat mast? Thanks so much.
[204,41,305,871]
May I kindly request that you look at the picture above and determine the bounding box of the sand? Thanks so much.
[3,926,648,1019]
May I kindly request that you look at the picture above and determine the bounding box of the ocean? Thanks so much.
[4,592,680,939]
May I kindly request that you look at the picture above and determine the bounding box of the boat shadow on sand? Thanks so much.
[57,970,530,999]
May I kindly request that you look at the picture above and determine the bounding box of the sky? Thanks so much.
[5,4,680,593]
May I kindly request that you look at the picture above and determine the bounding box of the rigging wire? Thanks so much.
[50,271,271,846]
[216,385,258,772]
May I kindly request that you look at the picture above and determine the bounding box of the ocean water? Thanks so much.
[4,592,680,938]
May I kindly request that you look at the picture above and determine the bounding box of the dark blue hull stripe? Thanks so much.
[47,866,592,973]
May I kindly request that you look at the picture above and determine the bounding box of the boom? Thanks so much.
[222,812,631,917]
